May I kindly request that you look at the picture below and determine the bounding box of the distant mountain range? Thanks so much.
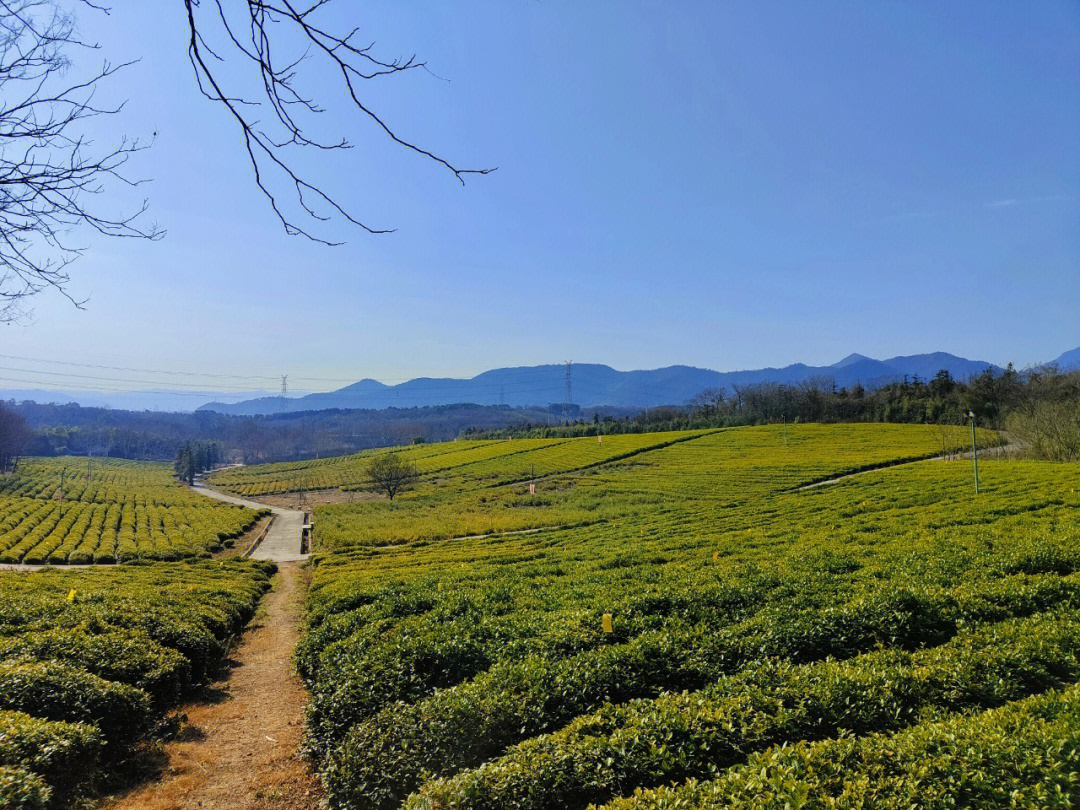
[4,347,1074,415]
[194,347,1080,416]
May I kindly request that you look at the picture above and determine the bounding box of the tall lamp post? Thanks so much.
[967,410,979,494]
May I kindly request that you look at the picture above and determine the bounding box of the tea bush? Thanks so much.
[235,423,1071,810]
[0,457,265,563]
[601,683,1080,809]
[0,560,274,805]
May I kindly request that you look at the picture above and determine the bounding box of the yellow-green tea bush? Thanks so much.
[0,560,274,806]
[0,765,49,810]
[0,457,266,564]
[259,424,1070,810]
[600,683,1080,809]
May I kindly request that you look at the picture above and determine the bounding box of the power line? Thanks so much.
[0,373,567,402]
[0,353,279,381]
[0,352,603,386]
[0,376,258,397]
[0,365,277,392]
[0,354,614,405]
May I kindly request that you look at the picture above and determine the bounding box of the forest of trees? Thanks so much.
[7,366,1079,465]
[0,401,32,473]
[174,441,223,484]
[469,367,1080,461]
[8,401,558,463]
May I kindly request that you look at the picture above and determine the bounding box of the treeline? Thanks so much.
[9,367,1077,464]
[468,367,1080,461]
[8,401,559,463]
[174,440,223,484]
[0,401,31,473]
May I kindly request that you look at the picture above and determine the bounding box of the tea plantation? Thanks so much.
[276,423,1080,809]
[0,457,265,563]
[0,559,274,808]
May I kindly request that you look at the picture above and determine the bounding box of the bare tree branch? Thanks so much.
[0,0,161,322]
[183,0,495,241]
[0,0,493,320]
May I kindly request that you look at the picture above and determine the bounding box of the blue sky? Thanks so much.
[2,0,1078,394]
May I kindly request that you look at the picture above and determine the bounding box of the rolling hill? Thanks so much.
[198,350,1013,415]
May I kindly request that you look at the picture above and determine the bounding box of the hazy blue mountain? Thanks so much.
[1049,346,1080,370]
[880,352,1002,383]
[198,350,1006,415]
[0,388,280,412]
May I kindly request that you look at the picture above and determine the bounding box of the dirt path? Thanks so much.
[101,563,322,810]
[795,440,1023,491]
[193,480,309,562]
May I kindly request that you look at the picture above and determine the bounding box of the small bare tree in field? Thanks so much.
[368,453,418,502]
[934,421,961,460]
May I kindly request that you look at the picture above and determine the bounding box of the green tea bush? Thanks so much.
[0,711,101,804]
[0,560,274,805]
[0,627,190,706]
[601,683,1080,809]
[319,576,1078,809]
[269,425,1075,809]
[408,611,1080,810]
[0,765,49,810]
[0,661,151,748]
[0,457,265,564]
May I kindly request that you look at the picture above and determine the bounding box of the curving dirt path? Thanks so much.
[101,561,322,810]
[193,480,309,562]
[99,480,319,809]
[795,440,1022,491]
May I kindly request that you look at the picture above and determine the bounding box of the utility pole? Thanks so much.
[644,385,649,420]
[969,412,979,493]
[58,467,65,517]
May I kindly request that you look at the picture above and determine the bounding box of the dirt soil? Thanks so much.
[248,489,383,509]
[100,563,322,810]
[216,513,275,560]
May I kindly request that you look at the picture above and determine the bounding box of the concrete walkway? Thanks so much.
[193,481,310,562]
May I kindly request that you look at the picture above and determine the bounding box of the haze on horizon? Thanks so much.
[2,1,1077,397]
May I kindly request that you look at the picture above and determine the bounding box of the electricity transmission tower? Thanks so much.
[564,360,573,413]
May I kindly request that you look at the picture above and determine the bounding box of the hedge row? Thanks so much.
[320,575,1079,809]
[601,682,1080,809]
[408,610,1080,810]
[0,560,275,807]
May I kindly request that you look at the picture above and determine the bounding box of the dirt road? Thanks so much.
[99,481,320,808]
[193,481,309,562]
[101,562,322,810]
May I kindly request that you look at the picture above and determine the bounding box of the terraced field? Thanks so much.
[0,560,274,808]
[3,423,1068,809]
[275,422,1080,810]
[208,431,722,496]
[0,458,265,564]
